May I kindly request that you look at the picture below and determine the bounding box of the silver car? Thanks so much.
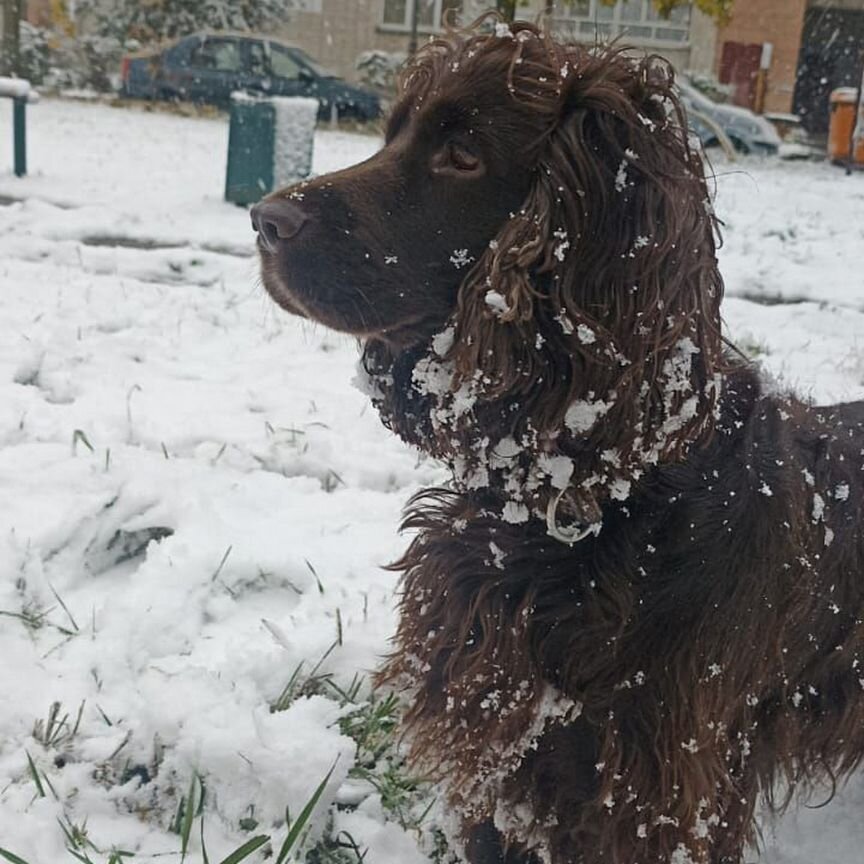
[678,78,782,156]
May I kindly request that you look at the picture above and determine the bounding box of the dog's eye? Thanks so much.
[447,141,480,172]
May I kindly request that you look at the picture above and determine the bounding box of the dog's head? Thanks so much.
[255,19,726,522]
[254,22,550,345]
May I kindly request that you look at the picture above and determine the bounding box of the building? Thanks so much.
[713,0,864,131]
[286,1,863,134]
[281,1,719,85]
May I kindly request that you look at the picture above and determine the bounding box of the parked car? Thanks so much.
[120,33,382,122]
[677,78,782,156]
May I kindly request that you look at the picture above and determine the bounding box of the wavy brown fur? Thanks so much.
[362,22,727,527]
[255,17,864,864]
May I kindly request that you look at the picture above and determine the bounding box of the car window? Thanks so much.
[190,39,242,73]
[269,44,302,80]
[290,46,335,77]
[246,41,268,77]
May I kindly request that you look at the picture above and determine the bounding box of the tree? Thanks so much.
[78,0,302,45]
[498,1,736,26]
[654,0,734,24]
[1,0,23,76]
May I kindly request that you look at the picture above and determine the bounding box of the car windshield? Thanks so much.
[272,43,336,78]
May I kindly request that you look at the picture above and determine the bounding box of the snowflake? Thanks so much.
[449,249,474,269]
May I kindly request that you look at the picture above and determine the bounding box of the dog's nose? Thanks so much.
[250,199,308,253]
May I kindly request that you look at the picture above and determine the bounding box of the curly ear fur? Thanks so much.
[450,41,725,501]
[364,25,728,528]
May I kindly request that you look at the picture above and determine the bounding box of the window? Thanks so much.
[247,41,268,77]
[190,39,242,72]
[382,0,462,31]
[270,44,302,80]
[555,0,691,45]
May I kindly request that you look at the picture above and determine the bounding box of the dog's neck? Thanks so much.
[360,329,736,540]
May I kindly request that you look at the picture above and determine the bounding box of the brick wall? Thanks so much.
[715,0,808,114]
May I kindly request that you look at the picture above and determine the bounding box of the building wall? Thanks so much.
[687,7,718,77]
[715,0,808,113]
[280,1,715,84]
[277,0,428,82]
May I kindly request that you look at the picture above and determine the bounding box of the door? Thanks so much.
[719,41,763,110]
[185,36,244,104]
[238,39,272,96]
[793,5,864,134]
[266,42,313,99]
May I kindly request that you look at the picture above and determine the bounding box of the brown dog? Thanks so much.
[254,19,864,864]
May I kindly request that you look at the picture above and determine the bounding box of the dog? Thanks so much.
[253,18,864,864]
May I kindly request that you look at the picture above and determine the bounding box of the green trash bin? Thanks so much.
[225,94,317,206]
[225,95,275,206]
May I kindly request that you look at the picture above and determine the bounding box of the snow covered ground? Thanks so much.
[0,97,862,864]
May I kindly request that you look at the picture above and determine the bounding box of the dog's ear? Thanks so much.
[447,52,725,468]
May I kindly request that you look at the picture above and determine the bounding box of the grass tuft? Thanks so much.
[33,700,84,749]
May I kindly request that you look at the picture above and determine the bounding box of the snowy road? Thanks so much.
[0,97,862,863]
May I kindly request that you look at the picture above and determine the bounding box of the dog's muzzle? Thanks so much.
[250,198,309,253]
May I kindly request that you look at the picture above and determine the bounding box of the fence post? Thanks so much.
[13,96,26,177]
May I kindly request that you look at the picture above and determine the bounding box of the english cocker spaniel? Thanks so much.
[253,19,864,864]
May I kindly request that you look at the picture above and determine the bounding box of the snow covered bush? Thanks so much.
[77,0,302,44]
[18,22,52,85]
[356,51,406,96]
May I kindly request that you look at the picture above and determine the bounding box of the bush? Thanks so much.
[18,22,52,84]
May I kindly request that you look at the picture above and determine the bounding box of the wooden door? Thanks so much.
[719,41,763,110]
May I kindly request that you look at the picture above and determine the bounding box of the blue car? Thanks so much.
[120,33,382,122]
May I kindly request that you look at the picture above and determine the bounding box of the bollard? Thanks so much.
[13,97,26,177]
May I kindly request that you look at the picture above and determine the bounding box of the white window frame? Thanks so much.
[554,0,692,48]
[380,0,452,33]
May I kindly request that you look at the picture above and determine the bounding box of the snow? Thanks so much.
[0,77,33,99]
[1,96,863,862]
[271,96,318,189]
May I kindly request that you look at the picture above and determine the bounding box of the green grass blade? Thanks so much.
[179,774,199,861]
[48,584,79,633]
[72,429,95,454]
[200,815,210,864]
[41,770,58,800]
[25,751,45,798]
[0,848,32,864]
[216,835,270,864]
[275,761,337,864]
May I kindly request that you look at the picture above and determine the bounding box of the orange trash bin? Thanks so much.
[828,87,864,165]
